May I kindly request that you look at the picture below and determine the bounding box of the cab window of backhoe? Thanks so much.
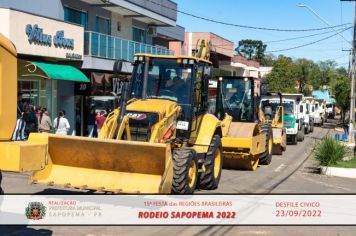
[131,58,192,104]
[131,58,193,123]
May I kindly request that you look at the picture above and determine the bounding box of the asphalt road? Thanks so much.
[1,121,356,235]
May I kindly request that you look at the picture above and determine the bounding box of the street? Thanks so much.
[1,121,356,235]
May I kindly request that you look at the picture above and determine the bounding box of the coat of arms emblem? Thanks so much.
[25,202,46,220]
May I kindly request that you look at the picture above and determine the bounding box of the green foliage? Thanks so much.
[266,56,297,93]
[317,60,338,89]
[332,75,350,121]
[293,58,315,93]
[314,136,348,166]
[235,39,267,64]
[261,53,275,66]
[330,158,356,168]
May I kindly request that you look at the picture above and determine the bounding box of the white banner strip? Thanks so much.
[0,195,356,225]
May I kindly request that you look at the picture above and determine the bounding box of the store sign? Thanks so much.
[25,24,52,46]
[90,73,129,96]
[66,53,82,60]
[75,82,91,96]
[112,77,124,95]
[25,24,75,50]
[0,9,83,60]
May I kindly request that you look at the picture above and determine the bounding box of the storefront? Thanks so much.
[74,71,126,136]
[0,8,89,135]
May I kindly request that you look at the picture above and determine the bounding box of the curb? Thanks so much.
[320,166,356,179]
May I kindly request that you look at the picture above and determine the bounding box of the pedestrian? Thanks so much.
[343,116,350,142]
[96,111,107,136]
[35,106,42,121]
[38,107,52,133]
[23,104,38,138]
[53,111,70,135]
[12,92,26,140]
[87,105,96,137]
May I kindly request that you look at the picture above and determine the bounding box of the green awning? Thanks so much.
[19,60,89,82]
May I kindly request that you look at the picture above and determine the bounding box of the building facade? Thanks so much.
[0,0,184,136]
[184,32,234,76]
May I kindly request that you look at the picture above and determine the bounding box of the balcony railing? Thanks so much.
[84,31,174,61]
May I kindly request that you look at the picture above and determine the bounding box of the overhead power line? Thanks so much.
[265,26,352,53]
[265,27,352,43]
[145,0,351,32]
[190,27,351,54]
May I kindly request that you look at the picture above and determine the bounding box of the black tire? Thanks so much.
[171,148,198,194]
[199,135,223,190]
[291,135,298,145]
[297,126,305,141]
[305,124,309,134]
[259,125,273,165]
[0,171,3,195]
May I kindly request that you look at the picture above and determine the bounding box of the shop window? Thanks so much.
[132,27,145,43]
[96,16,111,35]
[64,6,87,29]
[18,80,39,105]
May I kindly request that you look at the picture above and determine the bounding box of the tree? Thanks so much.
[332,75,350,122]
[318,60,337,89]
[235,39,267,64]
[293,58,315,94]
[308,63,322,90]
[266,56,297,93]
[261,53,275,67]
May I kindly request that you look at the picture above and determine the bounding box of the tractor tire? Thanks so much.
[199,135,223,190]
[0,171,3,195]
[259,125,273,165]
[171,148,198,194]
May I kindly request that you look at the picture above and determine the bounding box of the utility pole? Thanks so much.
[341,0,356,132]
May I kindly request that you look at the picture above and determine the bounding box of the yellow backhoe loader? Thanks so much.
[261,93,287,155]
[211,76,273,171]
[30,39,224,194]
[1,35,223,194]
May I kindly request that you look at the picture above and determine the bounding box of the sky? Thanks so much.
[175,0,355,68]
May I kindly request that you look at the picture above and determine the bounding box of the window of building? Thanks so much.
[64,6,87,29]
[132,27,145,43]
[96,16,111,35]
[18,80,39,106]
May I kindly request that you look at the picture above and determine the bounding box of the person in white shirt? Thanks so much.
[53,111,70,135]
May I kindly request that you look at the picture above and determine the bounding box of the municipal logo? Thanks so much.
[25,202,46,220]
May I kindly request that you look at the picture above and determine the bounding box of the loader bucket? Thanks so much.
[0,133,48,172]
[31,134,173,193]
